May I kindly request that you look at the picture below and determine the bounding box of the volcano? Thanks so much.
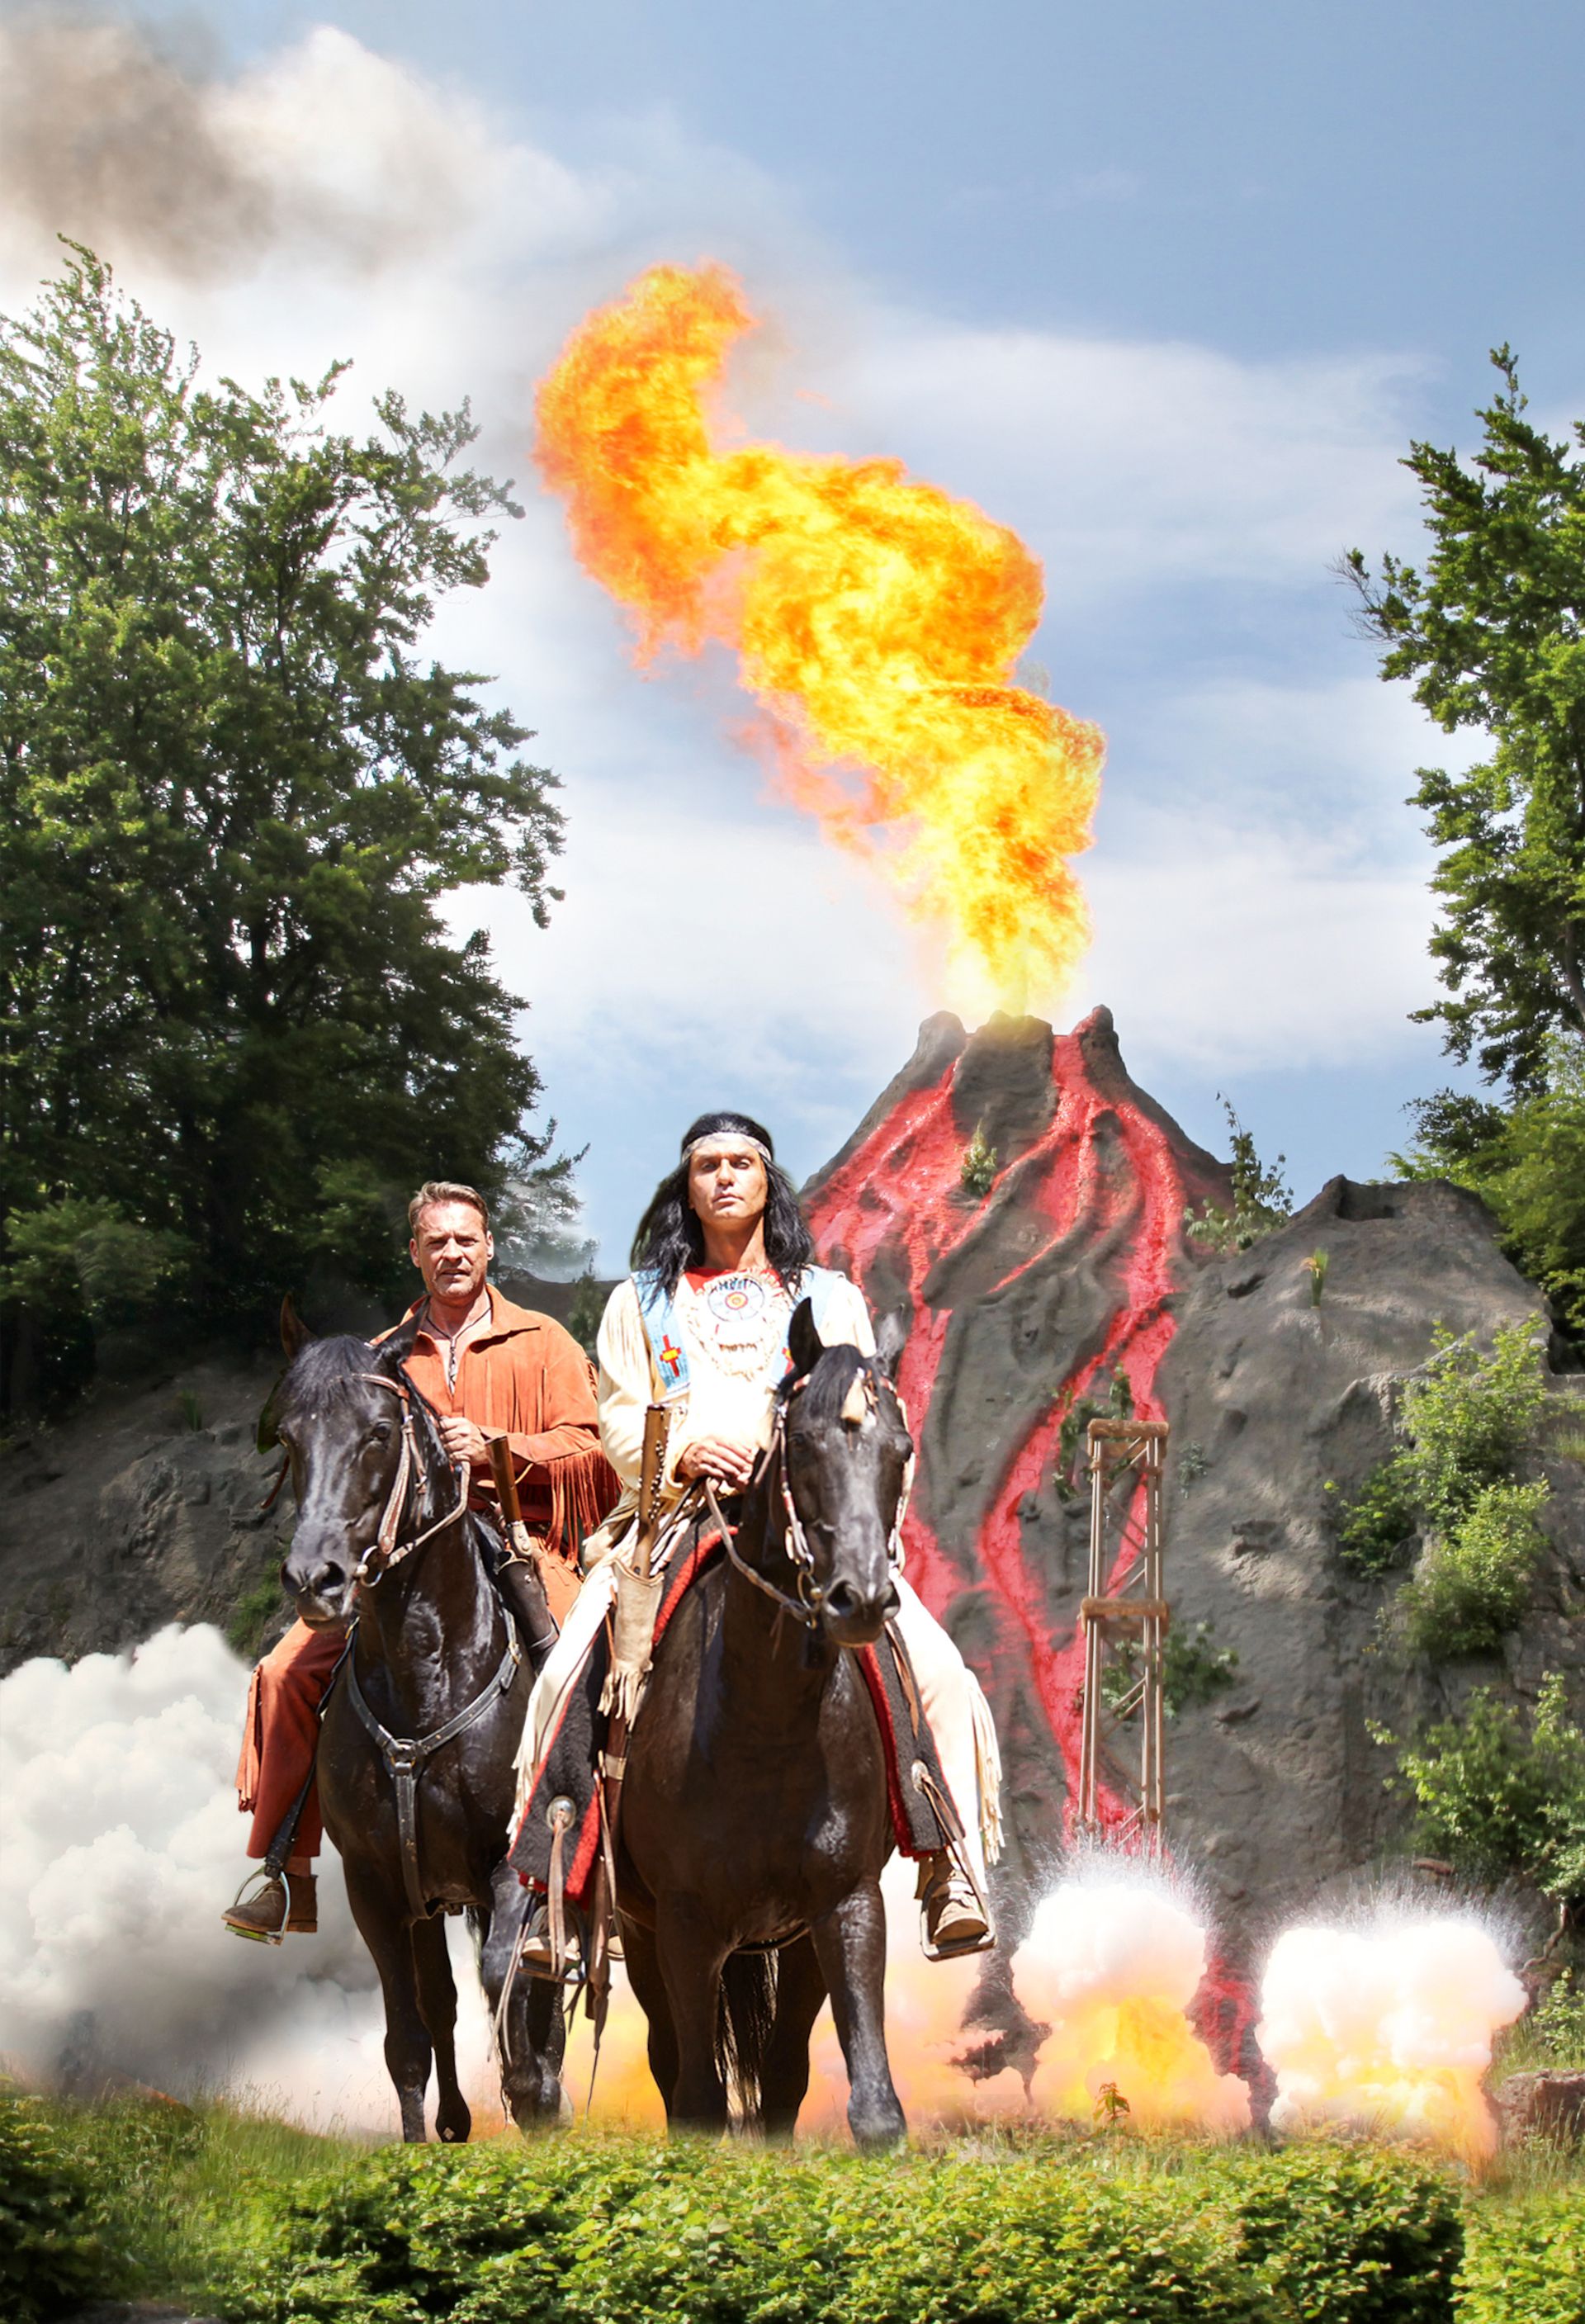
[804,1006,1232,1874]
[804,1008,1583,1958]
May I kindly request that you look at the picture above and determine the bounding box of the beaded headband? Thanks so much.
[683,1129,773,1166]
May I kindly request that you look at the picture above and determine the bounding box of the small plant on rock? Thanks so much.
[960,1122,998,1199]
[1185,1099,1294,1254]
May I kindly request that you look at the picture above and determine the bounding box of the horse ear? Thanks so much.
[376,1312,421,1373]
[280,1295,314,1361]
[874,1310,907,1382]
[257,1384,283,1454]
[787,1296,823,1380]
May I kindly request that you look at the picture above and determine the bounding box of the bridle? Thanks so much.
[347,1370,469,1589]
[706,1365,906,1632]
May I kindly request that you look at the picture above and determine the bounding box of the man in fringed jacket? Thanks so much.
[224,1179,615,1942]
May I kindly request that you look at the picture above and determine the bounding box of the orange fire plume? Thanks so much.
[537,263,1105,1009]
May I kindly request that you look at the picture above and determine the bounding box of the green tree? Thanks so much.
[1346,348,1585,1093]
[1377,1673,1585,1904]
[1394,1039,1585,1335]
[0,249,565,1405]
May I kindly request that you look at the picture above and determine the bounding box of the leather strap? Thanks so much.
[344,1631,522,1919]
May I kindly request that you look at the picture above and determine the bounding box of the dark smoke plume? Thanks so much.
[0,9,471,282]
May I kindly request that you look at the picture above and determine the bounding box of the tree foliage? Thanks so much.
[1394,1041,1585,1337]
[1376,1673,1585,1904]
[1346,348,1585,1092]
[0,250,565,1402]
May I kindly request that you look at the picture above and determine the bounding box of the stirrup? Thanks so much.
[917,1858,995,1963]
[223,1867,286,1947]
[516,1904,586,1988]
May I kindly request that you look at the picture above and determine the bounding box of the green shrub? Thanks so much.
[1398,1482,1550,1658]
[1460,2189,1585,2324]
[1529,1969,1585,2068]
[228,1550,288,1657]
[1335,1318,1554,1650]
[1338,1462,1421,1576]
[1186,1098,1294,1254]
[959,1123,998,1199]
[1397,1321,1551,1533]
[1376,1673,1585,1899]
[1163,1619,1240,1714]
[0,2093,132,2322]
[1215,2142,1463,2324]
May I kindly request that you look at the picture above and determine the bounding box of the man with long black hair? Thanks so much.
[532,1110,1001,1961]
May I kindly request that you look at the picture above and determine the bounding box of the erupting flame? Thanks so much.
[1010,1872,1251,2133]
[1257,1917,1527,2163]
[537,263,1105,1009]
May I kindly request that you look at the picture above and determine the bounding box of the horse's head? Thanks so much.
[778,1299,912,1649]
[259,1300,425,1627]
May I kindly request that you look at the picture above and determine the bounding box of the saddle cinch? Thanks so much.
[505,1489,970,1997]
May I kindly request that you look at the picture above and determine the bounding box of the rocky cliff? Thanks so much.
[805,1009,1585,1969]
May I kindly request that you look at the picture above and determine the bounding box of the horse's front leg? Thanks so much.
[343,1860,433,2142]
[480,1863,567,2130]
[410,1914,471,2143]
[655,1894,730,2133]
[810,1877,906,2151]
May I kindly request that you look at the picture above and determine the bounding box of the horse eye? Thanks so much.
[368,1422,392,1446]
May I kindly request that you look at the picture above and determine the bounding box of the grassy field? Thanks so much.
[4,2087,1583,2324]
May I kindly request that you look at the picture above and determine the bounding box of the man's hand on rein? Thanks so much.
[678,1436,757,1490]
[437,1414,489,1470]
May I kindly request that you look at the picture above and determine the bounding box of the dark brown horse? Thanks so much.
[617,1301,913,2150]
[267,1313,565,2141]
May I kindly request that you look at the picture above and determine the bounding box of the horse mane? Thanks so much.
[783,1341,873,1424]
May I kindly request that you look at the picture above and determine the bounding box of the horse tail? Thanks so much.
[716,1947,778,2125]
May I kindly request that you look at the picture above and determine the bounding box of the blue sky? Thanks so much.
[3,2,1583,1262]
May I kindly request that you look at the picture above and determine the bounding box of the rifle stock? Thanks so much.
[485,1433,532,1556]
[636,1403,669,1577]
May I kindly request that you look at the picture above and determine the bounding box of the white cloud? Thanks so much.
[0,19,1460,1252]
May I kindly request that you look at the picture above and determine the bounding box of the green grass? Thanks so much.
[5,2090,1583,2324]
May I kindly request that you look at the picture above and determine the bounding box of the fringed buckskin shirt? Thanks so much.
[393,1285,617,1561]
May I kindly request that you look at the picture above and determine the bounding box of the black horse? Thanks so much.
[616,1301,915,2150]
[266,1310,564,2142]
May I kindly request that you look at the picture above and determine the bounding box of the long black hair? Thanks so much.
[630,1110,815,1296]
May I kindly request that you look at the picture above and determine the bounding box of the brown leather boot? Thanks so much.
[222,1870,317,1943]
[917,1852,993,1960]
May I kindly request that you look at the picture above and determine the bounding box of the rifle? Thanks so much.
[485,1432,532,1555]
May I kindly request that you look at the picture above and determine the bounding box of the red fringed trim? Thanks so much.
[235,1664,264,1813]
[544,1444,621,1561]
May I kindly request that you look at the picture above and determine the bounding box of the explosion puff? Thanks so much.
[1010,1872,1251,2132]
[1257,1916,1528,2161]
[537,263,1105,1011]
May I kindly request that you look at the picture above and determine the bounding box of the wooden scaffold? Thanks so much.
[1076,1415,1170,1849]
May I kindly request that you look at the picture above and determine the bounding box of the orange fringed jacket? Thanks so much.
[390,1286,618,1597]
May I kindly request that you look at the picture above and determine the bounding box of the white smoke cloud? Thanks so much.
[1257,1912,1527,2158]
[0,1625,495,2132]
[1009,1859,1251,2132]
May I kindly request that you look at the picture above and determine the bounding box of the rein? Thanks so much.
[704,1373,905,1632]
[338,1367,521,1920]
[348,1370,469,1588]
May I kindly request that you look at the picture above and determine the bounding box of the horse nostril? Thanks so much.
[305,1564,342,1600]
[881,1579,899,1620]
[825,1580,858,1621]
